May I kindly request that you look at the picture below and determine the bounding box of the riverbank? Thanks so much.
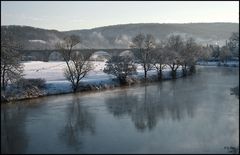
[2,60,239,103]
[2,61,186,103]
[2,70,185,103]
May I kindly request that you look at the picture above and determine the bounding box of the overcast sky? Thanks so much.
[1,1,239,31]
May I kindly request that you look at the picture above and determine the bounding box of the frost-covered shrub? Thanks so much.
[3,78,46,101]
[231,86,239,98]
[223,63,229,67]
[104,55,136,85]
[15,78,46,89]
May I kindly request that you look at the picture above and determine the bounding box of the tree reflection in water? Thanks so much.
[59,96,95,151]
[1,105,28,154]
[105,82,197,132]
[230,86,239,99]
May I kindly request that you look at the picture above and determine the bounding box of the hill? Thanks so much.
[1,23,238,49]
[1,25,65,50]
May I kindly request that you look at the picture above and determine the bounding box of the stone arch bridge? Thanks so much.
[20,49,132,61]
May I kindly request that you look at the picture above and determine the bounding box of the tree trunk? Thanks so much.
[144,70,147,82]
[143,64,147,82]
[171,69,177,79]
[189,65,196,73]
[73,86,77,93]
[1,69,6,91]
[182,64,187,77]
[170,63,177,79]
[119,76,127,85]
[158,69,162,81]
[72,82,78,93]
[75,79,80,92]
[65,61,74,82]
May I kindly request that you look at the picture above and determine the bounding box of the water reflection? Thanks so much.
[0,67,238,154]
[105,82,197,132]
[59,96,95,151]
[220,67,239,76]
[1,105,28,154]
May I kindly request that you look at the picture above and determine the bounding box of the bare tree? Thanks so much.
[131,33,156,81]
[1,31,23,91]
[152,42,167,80]
[180,37,201,75]
[210,45,220,59]
[228,32,239,57]
[199,45,213,62]
[229,32,239,49]
[165,35,184,79]
[56,35,93,92]
[104,55,136,84]
[219,46,232,63]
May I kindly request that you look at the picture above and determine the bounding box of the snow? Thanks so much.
[196,60,239,67]
[23,61,66,81]
[22,61,117,95]
[21,61,184,95]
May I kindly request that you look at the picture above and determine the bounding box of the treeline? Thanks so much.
[104,32,239,84]
[1,31,239,96]
[53,33,204,92]
[202,32,239,62]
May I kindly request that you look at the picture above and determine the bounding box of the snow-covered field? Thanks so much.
[23,61,115,94]
[22,61,179,95]
[23,61,114,82]
[21,60,239,96]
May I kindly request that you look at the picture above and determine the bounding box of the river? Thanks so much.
[1,66,239,154]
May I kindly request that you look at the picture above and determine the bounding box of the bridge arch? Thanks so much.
[48,51,64,61]
[90,51,111,61]
[119,50,134,57]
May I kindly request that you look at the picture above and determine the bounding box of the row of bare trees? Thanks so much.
[2,32,237,94]
[200,32,239,63]
[103,33,203,85]
[131,33,202,80]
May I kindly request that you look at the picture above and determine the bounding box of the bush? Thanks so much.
[189,65,196,73]
[15,78,46,89]
[3,78,46,101]
[104,55,136,85]
[231,86,239,98]
[223,63,229,67]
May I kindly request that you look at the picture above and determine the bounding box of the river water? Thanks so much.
[1,66,239,154]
